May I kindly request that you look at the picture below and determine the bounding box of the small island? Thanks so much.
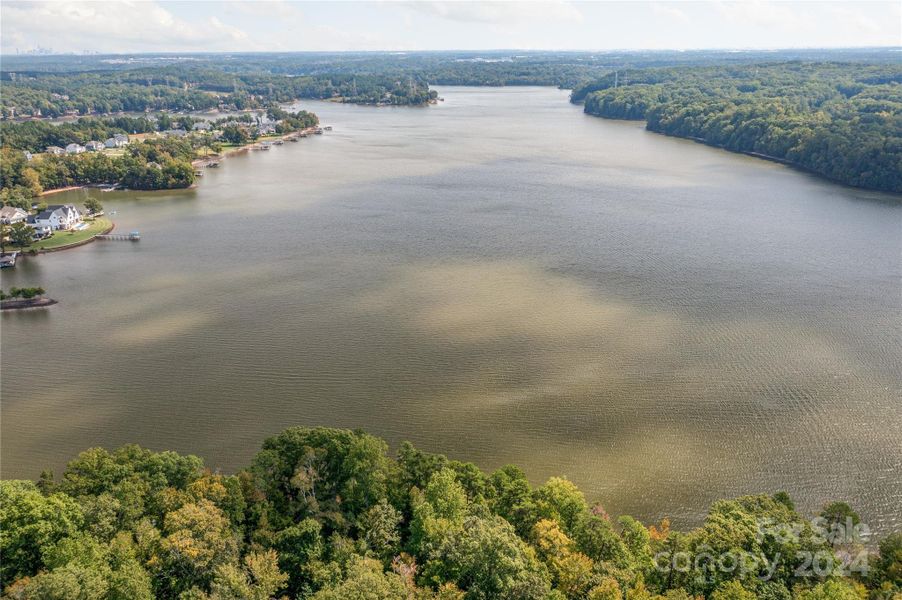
[0,286,56,310]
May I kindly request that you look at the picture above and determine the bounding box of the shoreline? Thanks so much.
[580,110,901,196]
[18,219,115,256]
[41,185,85,196]
[191,126,321,168]
[0,297,58,311]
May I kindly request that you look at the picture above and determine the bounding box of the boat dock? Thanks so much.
[96,231,141,241]
[0,252,19,268]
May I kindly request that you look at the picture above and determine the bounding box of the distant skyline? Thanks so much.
[1,1,900,55]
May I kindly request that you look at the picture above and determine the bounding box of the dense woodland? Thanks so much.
[1,67,435,119]
[1,427,899,600]
[4,49,899,119]
[573,63,902,193]
[0,137,196,200]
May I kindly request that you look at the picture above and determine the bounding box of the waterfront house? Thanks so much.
[0,206,29,224]
[46,145,65,155]
[66,143,86,154]
[24,217,52,239]
[32,204,81,231]
[85,140,105,152]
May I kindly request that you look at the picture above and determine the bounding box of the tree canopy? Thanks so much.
[1,427,897,600]
[574,62,902,193]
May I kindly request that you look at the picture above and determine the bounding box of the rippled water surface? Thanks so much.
[2,87,900,531]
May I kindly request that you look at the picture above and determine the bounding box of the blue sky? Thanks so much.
[2,1,900,55]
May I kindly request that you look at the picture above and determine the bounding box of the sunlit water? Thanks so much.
[2,87,900,532]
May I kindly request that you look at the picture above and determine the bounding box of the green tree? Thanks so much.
[794,579,867,600]
[359,499,403,562]
[250,427,391,531]
[0,480,84,587]
[207,550,288,600]
[420,512,551,600]
[83,198,103,215]
[9,221,35,247]
[311,556,409,600]
[409,468,468,558]
[533,477,588,533]
[158,499,239,596]
[710,580,757,600]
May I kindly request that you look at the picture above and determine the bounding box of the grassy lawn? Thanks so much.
[16,217,112,252]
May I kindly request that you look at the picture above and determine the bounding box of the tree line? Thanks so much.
[1,67,436,119]
[0,136,196,204]
[573,62,902,193]
[1,427,899,600]
[0,108,319,203]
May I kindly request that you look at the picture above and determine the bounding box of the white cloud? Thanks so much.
[828,6,881,34]
[652,2,691,25]
[0,1,260,53]
[712,0,809,32]
[399,1,583,24]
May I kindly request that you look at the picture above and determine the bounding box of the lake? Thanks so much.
[2,86,900,532]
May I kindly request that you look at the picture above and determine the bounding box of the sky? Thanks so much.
[1,1,900,55]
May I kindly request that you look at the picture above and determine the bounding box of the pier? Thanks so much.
[96,231,141,241]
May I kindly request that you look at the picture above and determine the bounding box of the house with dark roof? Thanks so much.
[31,204,81,231]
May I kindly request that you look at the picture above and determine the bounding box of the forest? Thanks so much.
[0,137,196,200]
[0,67,435,119]
[573,62,902,193]
[1,427,899,600]
[3,49,897,119]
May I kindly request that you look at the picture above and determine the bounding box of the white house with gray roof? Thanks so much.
[30,204,81,231]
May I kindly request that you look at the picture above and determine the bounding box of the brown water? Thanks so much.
[2,87,900,532]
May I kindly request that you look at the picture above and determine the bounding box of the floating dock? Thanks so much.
[96,231,141,241]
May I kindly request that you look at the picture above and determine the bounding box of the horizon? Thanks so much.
[3,46,902,58]
[2,1,900,55]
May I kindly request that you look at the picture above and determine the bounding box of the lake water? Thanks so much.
[2,87,900,532]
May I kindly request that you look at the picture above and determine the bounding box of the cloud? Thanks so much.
[0,1,260,53]
[652,2,691,25]
[398,1,583,25]
[828,6,882,34]
[712,0,809,32]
